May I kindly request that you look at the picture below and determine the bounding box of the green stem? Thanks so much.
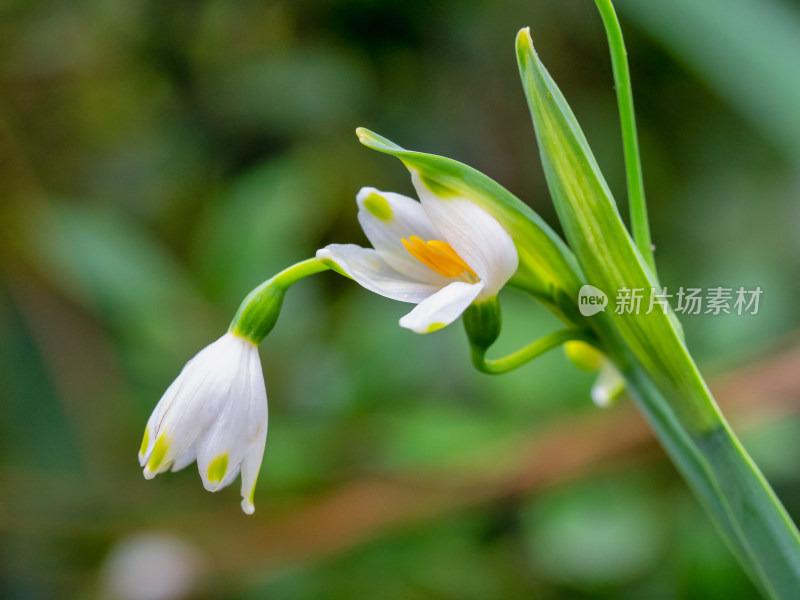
[471,329,593,374]
[230,258,330,344]
[623,362,800,599]
[270,257,331,288]
[593,0,657,277]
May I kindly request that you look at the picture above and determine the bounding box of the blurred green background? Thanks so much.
[2,0,800,598]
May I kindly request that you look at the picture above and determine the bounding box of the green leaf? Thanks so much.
[517,27,800,597]
[516,28,708,427]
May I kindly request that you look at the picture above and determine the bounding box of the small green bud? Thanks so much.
[229,279,286,344]
[463,297,502,351]
[564,340,604,371]
[228,258,330,345]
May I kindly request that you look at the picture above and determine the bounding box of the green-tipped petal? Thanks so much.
[399,281,484,334]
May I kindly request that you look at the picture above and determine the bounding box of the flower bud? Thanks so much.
[229,258,328,344]
[229,279,286,344]
[463,296,502,351]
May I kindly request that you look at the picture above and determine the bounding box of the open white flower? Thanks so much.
[316,178,519,333]
[138,332,268,514]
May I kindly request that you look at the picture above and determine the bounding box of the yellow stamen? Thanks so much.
[401,236,477,278]
[427,240,475,273]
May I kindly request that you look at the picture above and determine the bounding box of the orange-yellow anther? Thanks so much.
[401,236,477,278]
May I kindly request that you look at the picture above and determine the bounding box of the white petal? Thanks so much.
[399,281,484,334]
[140,376,202,476]
[170,444,197,472]
[239,350,269,512]
[239,425,268,515]
[140,333,251,479]
[139,374,183,467]
[195,344,268,494]
[317,244,441,303]
[356,187,451,285]
[411,172,518,296]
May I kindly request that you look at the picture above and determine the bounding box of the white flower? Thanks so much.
[316,177,519,333]
[138,332,268,514]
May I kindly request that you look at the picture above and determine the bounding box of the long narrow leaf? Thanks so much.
[517,26,800,597]
[516,28,712,429]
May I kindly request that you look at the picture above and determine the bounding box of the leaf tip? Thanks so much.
[515,27,537,68]
[355,126,372,143]
[355,128,403,154]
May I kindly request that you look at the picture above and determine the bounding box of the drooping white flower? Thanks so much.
[316,178,519,333]
[138,332,268,514]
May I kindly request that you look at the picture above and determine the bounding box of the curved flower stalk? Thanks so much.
[139,332,268,514]
[317,187,518,334]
